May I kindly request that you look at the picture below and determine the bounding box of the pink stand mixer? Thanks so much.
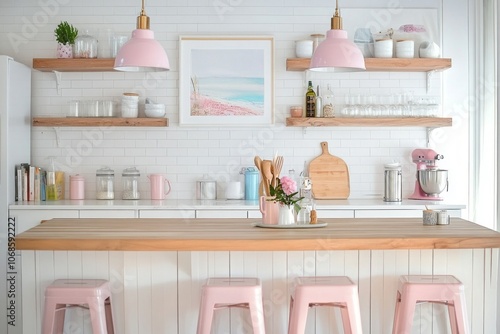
[409,148,448,200]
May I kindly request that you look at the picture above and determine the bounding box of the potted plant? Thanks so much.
[54,21,78,58]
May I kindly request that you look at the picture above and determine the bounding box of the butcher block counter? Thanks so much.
[15,217,500,251]
[15,217,500,334]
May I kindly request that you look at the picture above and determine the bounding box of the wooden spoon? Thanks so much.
[270,162,277,188]
[261,160,273,196]
[254,156,265,196]
[275,156,284,180]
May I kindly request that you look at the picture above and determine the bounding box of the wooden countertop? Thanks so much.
[15,218,500,251]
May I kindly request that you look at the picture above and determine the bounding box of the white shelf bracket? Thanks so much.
[53,71,62,95]
[53,127,63,147]
[426,127,435,147]
[426,70,435,94]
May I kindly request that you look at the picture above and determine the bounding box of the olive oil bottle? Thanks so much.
[305,81,316,117]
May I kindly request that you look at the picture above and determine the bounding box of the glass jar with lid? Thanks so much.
[122,167,140,200]
[96,167,114,200]
[74,30,98,58]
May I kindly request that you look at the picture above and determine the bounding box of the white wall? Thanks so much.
[0,0,469,207]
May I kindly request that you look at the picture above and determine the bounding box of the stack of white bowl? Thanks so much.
[145,98,166,118]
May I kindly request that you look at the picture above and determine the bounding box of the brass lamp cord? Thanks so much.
[331,0,342,30]
[137,0,150,29]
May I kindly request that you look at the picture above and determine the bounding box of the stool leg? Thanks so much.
[393,294,416,334]
[288,296,294,331]
[343,293,363,334]
[340,304,353,334]
[88,297,108,334]
[197,294,215,334]
[288,295,309,334]
[451,292,469,334]
[392,291,402,334]
[448,303,458,334]
[104,297,115,334]
[248,297,266,334]
[43,300,66,334]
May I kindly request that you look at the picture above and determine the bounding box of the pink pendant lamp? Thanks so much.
[114,0,169,72]
[310,0,365,72]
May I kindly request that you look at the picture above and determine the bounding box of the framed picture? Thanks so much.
[179,35,274,126]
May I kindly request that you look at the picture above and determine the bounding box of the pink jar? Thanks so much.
[69,175,85,200]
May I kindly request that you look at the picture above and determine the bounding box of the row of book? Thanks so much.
[15,164,65,201]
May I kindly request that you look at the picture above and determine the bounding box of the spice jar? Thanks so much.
[96,167,114,200]
[122,167,140,200]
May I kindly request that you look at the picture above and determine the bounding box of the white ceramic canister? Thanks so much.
[374,39,393,58]
[121,93,139,118]
[295,40,314,58]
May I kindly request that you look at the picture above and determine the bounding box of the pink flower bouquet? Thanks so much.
[269,176,304,212]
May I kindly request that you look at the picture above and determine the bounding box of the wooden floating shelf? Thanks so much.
[33,58,116,72]
[286,117,452,127]
[32,117,169,127]
[286,58,452,72]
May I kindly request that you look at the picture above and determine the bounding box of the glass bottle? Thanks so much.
[96,167,114,200]
[74,30,98,58]
[305,81,316,117]
[322,84,335,117]
[122,167,140,200]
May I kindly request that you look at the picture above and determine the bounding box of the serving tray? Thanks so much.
[253,222,328,229]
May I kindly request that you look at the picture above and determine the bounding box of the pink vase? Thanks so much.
[259,196,279,225]
[57,43,73,58]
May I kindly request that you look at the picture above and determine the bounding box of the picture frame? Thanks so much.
[179,35,274,126]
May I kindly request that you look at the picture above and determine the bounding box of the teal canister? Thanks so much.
[244,167,259,200]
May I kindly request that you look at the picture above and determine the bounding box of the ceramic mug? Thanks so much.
[259,196,279,225]
[148,174,171,200]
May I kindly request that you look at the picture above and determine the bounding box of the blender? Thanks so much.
[409,148,448,200]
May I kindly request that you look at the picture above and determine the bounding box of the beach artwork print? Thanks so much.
[179,36,274,126]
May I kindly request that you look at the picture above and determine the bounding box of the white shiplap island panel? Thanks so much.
[17,218,500,334]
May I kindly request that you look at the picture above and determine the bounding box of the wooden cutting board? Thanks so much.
[309,142,350,199]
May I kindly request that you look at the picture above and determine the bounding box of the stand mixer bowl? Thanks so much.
[418,169,448,195]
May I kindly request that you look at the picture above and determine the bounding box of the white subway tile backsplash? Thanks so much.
[1,1,444,199]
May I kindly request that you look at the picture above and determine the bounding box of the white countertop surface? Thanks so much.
[9,199,466,210]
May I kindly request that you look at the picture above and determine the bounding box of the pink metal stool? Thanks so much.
[288,276,363,334]
[392,275,469,334]
[197,277,266,334]
[43,279,115,334]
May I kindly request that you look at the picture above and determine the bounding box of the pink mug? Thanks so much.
[259,196,279,225]
[148,174,171,200]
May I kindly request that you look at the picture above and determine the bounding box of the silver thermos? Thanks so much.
[384,163,402,202]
